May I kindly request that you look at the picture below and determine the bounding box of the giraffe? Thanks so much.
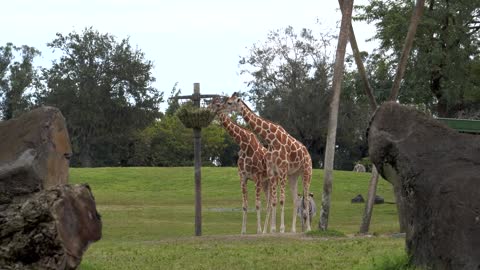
[209,97,270,234]
[219,93,313,233]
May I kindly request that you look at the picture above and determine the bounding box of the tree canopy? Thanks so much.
[0,43,40,120]
[1,0,478,169]
[356,0,480,117]
[129,88,234,167]
[239,26,370,169]
[38,28,163,167]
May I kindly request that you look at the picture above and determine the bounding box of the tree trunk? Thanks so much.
[359,165,380,233]
[393,180,407,233]
[338,0,382,234]
[383,0,426,232]
[389,0,426,101]
[79,143,93,168]
[0,184,102,269]
[319,0,354,231]
[4,97,14,120]
[338,0,377,109]
[357,0,426,235]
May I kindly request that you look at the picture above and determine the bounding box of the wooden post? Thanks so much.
[173,84,219,237]
[193,83,202,236]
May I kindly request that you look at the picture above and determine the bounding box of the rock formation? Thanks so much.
[0,184,102,269]
[0,107,101,269]
[0,106,72,204]
[368,102,480,269]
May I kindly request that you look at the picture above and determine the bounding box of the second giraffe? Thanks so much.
[220,93,313,233]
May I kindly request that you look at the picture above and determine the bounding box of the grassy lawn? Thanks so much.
[70,167,407,269]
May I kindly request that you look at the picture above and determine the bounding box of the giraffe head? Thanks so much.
[220,92,243,114]
[207,96,226,114]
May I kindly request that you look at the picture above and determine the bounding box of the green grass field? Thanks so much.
[70,167,408,269]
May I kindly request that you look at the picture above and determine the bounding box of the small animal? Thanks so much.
[296,193,316,231]
[353,164,366,172]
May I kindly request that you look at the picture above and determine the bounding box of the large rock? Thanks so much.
[0,184,102,269]
[0,106,72,203]
[0,107,101,269]
[351,194,365,203]
[368,102,480,269]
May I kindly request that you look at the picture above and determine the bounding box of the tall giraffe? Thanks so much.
[209,98,270,234]
[220,93,313,233]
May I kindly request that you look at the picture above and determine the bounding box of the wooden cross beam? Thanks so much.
[175,83,220,107]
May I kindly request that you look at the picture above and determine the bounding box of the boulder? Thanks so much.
[351,194,365,203]
[368,102,480,270]
[374,195,384,205]
[0,184,102,269]
[0,106,72,203]
[0,107,101,269]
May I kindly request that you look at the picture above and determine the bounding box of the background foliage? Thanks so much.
[0,0,478,168]
[37,28,163,167]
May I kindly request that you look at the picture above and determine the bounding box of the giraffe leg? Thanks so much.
[263,176,274,234]
[262,180,270,234]
[279,171,287,233]
[263,198,270,234]
[288,174,299,233]
[241,176,248,235]
[270,176,278,233]
[303,169,312,232]
[254,177,263,234]
[279,204,285,233]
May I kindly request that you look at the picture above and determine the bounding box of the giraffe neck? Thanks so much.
[238,101,280,144]
[218,112,264,154]
[218,113,247,146]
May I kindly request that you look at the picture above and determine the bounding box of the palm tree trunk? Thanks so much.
[319,0,354,231]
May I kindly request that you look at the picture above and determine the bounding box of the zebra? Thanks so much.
[296,193,316,231]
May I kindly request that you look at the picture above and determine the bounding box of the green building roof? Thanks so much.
[436,118,480,134]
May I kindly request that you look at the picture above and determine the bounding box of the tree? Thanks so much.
[240,26,332,167]
[389,0,426,101]
[0,43,40,120]
[164,83,181,117]
[38,28,163,167]
[240,25,373,170]
[356,0,480,117]
[319,0,354,231]
[356,0,446,234]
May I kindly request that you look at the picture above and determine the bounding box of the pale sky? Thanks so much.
[2,0,377,110]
